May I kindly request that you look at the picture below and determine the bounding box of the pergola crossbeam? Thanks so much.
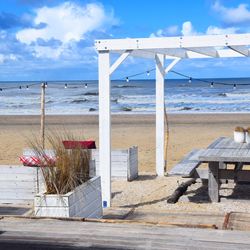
[95,34,250,52]
[165,58,181,74]
[110,50,132,75]
[155,54,165,76]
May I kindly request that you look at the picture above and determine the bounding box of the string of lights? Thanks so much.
[0,82,41,91]
[123,68,155,82]
[0,67,249,91]
[0,81,89,91]
[121,68,250,89]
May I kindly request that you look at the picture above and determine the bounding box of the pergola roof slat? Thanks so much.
[184,47,218,58]
[227,45,250,57]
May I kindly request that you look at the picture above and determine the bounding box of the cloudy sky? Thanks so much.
[1,0,250,81]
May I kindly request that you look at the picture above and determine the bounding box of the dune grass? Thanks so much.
[29,131,90,194]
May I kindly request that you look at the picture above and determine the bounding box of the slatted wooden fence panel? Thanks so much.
[90,146,138,181]
[34,176,102,218]
[0,165,44,205]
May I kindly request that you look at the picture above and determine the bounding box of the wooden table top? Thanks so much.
[199,137,250,162]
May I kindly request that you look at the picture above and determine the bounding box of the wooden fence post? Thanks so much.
[40,82,46,149]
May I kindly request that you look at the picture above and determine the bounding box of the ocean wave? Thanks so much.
[180,107,193,111]
[84,92,98,96]
[218,93,227,97]
[67,86,79,89]
[111,98,118,103]
[118,95,155,104]
[225,92,250,98]
[70,98,88,104]
[113,85,137,88]
[166,98,250,104]
[120,106,132,111]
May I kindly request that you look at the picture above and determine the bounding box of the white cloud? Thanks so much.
[212,1,250,25]
[151,20,238,39]
[181,21,198,36]
[0,53,17,64]
[16,2,117,58]
[166,25,179,36]
[150,21,199,38]
[206,25,238,35]
[150,25,179,37]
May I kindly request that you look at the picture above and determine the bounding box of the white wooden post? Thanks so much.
[98,51,111,207]
[155,54,165,176]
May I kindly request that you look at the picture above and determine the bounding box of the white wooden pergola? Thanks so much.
[95,33,250,207]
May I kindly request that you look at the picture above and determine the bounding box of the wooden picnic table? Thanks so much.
[199,137,250,202]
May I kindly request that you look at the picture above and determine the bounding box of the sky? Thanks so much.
[1,0,250,80]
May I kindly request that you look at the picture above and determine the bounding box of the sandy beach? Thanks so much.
[1,113,250,170]
[1,113,250,213]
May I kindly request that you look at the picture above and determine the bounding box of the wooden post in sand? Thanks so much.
[40,82,46,149]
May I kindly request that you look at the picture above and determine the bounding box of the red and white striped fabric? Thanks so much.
[19,156,41,167]
[19,155,56,167]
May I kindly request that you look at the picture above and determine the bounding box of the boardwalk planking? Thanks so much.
[1,217,250,249]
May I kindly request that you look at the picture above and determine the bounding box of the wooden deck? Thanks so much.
[1,216,250,249]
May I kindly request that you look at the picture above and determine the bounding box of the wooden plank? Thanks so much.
[192,169,208,179]
[227,212,250,231]
[215,137,231,148]
[0,193,35,200]
[2,217,250,249]
[220,169,250,181]
[208,162,219,202]
[219,162,226,169]
[0,180,36,189]
[200,148,250,162]
[0,174,36,181]
[169,149,203,176]
[0,199,33,204]
[0,165,37,174]
[207,137,225,149]
[128,146,138,181]
[216,137,231,148]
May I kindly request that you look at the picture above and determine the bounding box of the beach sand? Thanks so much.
[1,113,250,170]
[1,113,250,212]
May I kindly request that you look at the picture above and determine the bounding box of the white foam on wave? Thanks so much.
[118,95,155,104]
[224,92,250,98]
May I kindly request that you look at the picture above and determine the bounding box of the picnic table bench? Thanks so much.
[168,137,221,178]
[169,137,250,202]
[168,149,204,177]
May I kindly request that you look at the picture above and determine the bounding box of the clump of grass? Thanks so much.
[29,131,90,194]
[246,127,250,133]
[234,126,245,132]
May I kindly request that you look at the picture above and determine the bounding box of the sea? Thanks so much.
[1,78,250,115]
